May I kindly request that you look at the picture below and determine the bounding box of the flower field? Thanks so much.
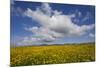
[10,43,95,66]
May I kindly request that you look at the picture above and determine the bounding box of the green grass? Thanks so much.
[10,43,95,66]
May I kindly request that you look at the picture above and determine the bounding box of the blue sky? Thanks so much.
[11,1,95,46]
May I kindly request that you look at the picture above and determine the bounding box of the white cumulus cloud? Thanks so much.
[89,33,95,38]
[18,3,95,45]
[24,3,94,37]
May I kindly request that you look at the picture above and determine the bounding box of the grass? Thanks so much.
[10,43,95,66]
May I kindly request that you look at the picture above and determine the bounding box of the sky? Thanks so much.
[10,1,95,46]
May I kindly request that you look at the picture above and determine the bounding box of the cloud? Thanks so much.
[71,10,82,23]
[81,12,92,23]
[17,3,95,45]
[41,3,52,16]
[17,34,56,46]
[24,3,94,36]
[75,10,82,17]
[11,2,25,17]
[89,33,95,38]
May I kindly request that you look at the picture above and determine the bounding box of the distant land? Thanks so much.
[10,42,95,47]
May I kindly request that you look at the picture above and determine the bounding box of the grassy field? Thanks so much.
[10,43,95,66]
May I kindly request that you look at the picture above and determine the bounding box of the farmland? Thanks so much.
[10,43,95,66]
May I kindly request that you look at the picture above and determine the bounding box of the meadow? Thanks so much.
[10,43,95,66]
